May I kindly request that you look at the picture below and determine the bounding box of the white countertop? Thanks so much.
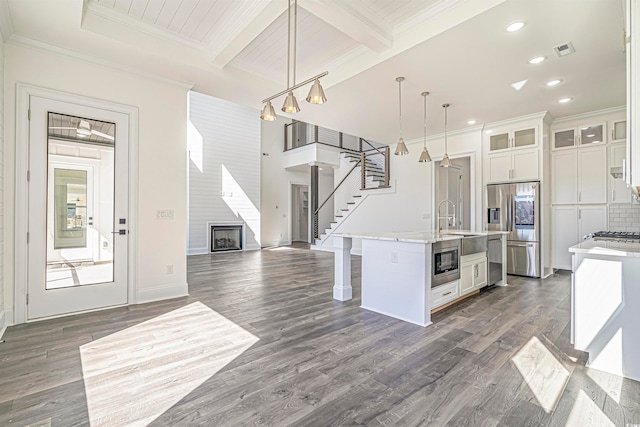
[569,239,640,258]
[333,230,506,244]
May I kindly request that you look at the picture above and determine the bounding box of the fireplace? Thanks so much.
[211,225,243,252]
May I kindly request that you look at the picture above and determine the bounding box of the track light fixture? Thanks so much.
[260,0,328,121]
[394,77,409,156]
[419,92,432,163]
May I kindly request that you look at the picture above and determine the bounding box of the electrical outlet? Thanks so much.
[166,264,174,274]
[102,241,108,248]
[391,252,399,263]
[423,213,430,219]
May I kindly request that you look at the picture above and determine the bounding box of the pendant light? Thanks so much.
[260,101,277,121]
[418,92,432,163]
[394,77,409,156]
[260,0,328,120]
[441,103,452,167]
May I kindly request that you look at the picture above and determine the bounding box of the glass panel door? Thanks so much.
[46,112,115,289]
[580,124,604,145]
[489,132,509,151]
[513,128,535,148]
[554,129,575,149]
[28,96,129,320]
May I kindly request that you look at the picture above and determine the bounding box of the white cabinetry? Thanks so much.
[487,148,539,183]
[488,127,536,152]
[551,145,607,204]
[552,205,607,269]
[431,280,459,309]
[553,123,606,150]
[459,252,487,296]
[610,142,632,203]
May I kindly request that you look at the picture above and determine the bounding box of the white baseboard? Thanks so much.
[0,310,6,339]
[137,283,189,304]
[187,247,208,256]
[245,244,261,251]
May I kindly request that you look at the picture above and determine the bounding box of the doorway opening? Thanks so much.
[291,184,310,243]
[435,156,471,231]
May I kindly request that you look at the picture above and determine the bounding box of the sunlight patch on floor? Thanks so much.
[565,389,615,427]
[24,418,51,427]
[80,301,258,426]
[512,336,570,413]
[587,367,623,404]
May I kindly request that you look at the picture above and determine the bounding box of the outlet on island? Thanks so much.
[166,264,174,274]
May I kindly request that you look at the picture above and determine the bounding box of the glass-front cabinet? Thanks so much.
[488,127,536,152]
[611,120,626,143]
[553,123,606,150]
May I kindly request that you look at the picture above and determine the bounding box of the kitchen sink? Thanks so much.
[460,235,487,255]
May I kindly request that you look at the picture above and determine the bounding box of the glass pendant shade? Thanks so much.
[282,91,300,113]
[260,101,277,121]
[77,120,92,136]
[395,137,409,156]
[440,103,451,168]
[441,153,451,167]
[306,79,327,104]
[419,147,432,162]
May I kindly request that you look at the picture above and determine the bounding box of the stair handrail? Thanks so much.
[314,158,361,216]
[360,138,386,157]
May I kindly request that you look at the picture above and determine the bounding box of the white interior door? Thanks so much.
[27,96,129,319]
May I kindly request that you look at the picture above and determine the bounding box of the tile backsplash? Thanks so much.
[609,203,640,232]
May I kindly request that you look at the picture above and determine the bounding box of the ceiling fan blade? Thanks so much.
[91,130,115,141]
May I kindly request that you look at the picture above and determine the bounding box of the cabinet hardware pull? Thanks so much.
[443,291,452,296]
[612,190,615,201]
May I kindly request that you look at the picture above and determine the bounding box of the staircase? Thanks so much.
[343,152,386,187]
[311,152,387,251]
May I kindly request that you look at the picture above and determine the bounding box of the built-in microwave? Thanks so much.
[432,240,460,287]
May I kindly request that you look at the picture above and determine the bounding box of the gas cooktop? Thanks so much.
[590,231,640,241]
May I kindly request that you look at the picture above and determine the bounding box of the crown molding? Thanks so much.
[8,34,195,91]
[0,0,15,42]
[551,105,626,124]
[484,110,551,129]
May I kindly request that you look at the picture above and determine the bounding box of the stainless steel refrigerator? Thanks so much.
[486,181,540,278]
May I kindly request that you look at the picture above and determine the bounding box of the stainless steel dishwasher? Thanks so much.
[487,235,503,286]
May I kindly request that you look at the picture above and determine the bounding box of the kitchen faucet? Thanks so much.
[437,199,456,232]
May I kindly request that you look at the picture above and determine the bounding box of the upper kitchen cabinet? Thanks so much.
[610,142,632,203]
[610,119,626,143]
[552,122,606,150]
[626,0,639,190]
[483,112,551,184]
[551,145,608,204]
[489,127,537,152]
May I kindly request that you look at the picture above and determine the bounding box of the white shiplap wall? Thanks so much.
[188,91,261,254]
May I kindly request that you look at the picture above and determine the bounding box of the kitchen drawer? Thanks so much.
[431,280,459,309]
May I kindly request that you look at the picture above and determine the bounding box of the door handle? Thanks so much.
[111,229,127,235]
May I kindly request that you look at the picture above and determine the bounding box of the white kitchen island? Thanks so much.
[569,240,640,381]
[332,231,507,327]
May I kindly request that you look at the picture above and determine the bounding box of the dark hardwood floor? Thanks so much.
[1,243,639,426]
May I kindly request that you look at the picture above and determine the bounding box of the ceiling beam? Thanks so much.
[210,0,287,69]
[298,0,392,53]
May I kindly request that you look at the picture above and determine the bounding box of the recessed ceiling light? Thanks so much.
[511,80,527,91]
[485,130,493,134]
[468,120,477,125]
[529,56,546,64]
[586,134,595,137]
[558,97,573,103]
[546,79,562,87]
[506,21,526,32]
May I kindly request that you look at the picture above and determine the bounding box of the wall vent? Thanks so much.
[554,42,575,57]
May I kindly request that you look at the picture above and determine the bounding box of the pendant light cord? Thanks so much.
[286,0,291,89]
[423,95,427,148]
[398,79,403,138]
[444,104,448,153]
[293,0,297,87]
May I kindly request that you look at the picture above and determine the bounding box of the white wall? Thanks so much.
[3,43,189,319]
[187,91,261,254]
[0,34,5,331]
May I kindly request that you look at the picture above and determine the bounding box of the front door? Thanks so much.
[27,96,129,319]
